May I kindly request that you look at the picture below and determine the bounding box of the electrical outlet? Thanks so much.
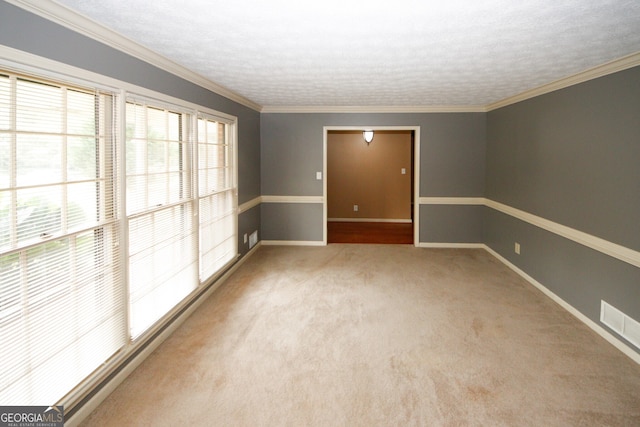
[353,204,358,212]
[514,242,521,255]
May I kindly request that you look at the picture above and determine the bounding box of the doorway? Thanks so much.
[324,128,418,245]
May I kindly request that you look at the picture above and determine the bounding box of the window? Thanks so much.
[0,65,238,408]
[125,100,197,338]
[0,72,125,404]
[197,115,237,281]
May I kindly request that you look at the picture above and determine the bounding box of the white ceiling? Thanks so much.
[48,0,640,108]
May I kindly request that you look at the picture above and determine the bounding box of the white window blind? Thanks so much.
[0,72,125,404]
[0,63,240,408]
[126,101,197,338]
[197,115,237,282]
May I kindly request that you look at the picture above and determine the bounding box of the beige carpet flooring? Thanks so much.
[81,245,640,426]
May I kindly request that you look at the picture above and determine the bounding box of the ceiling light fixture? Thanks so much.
[363,130,374,145]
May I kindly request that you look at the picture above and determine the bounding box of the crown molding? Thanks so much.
[487,51,640,111]
[260,105,487,113]
[6,1,639,115]
[6,0,263,112]
[260,52,640,114]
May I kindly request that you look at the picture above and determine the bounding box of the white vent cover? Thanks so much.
[601,301,640,350]
[249,231,258,249]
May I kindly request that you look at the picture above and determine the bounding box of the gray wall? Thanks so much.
[3,0,637,355]
[261,203,324,242]
[0,1,261,257]
[420,205,483,244]
[485,66,640,353]
[238,205,261,254]
[487,66,640,251]
[260,112,486,242]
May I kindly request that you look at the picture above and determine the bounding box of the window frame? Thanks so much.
[0,48,239,412]
[0,70,125,405]
[124,97,198,339]
[196,112,239,285]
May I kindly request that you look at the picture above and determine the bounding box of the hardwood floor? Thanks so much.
[327,221,414,244]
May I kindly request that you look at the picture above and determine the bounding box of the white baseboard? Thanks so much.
[261,240,326,246]
[483,245,640,365]
[65,243,262,427]
[327,218,412,223]
[417,242,485,248]
[419,197,485,205]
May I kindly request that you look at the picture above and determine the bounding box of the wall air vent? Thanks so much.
[601,301,640,350]
[249,231,258,249]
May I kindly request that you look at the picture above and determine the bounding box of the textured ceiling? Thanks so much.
[52,0,640,108]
